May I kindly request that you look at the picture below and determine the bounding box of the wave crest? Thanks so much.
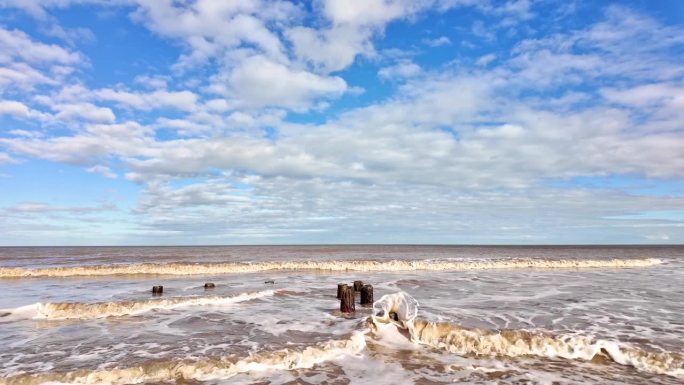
[371,292,684,379]
[1,290,276,321]
[1,332,366,385]
[0,258,662,278]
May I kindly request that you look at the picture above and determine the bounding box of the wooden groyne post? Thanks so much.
[337,283,347,299]
[340,285,355,313]
[360,284,373,305]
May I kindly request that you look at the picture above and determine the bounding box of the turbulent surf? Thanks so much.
[1,245,681,384]
[34,290,277,320]
[0,258,662,278]
[0,333,367,385]
[370,292,684,379]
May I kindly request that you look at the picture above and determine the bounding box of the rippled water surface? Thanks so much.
[0,245,682,384]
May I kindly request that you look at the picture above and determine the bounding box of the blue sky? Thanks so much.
[0,0,682,245]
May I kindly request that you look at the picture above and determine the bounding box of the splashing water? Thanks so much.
[369,291,684,379]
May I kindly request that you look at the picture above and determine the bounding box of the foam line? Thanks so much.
[0,332,367,385]
[3,290,276,321]
[371,291,684,379]
[0,258,662,278]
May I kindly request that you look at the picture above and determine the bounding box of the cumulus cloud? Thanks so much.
[0,100,30,117]
[218,55,348,110]
[53,103,116,123]
[0,27,81,64]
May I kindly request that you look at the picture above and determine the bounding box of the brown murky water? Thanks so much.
[0,245,682,384]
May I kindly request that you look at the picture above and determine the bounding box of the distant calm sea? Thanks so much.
[0,245,682,385]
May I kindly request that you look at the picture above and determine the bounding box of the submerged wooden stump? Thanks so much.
[337,283,347,299]
[340,285,355,313]
[353,280,364,292]
[204,283,215,289]
[152,285,163,295]
[360,284,374,305]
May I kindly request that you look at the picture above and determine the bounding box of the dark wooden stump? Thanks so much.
[360,284,374,305]
[152,285,163,295]
[204,283,215,289]
[340,285,355,313]
[337,283,348,299]
[353,280,364,291]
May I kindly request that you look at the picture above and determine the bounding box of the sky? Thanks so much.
[0,0,683,246]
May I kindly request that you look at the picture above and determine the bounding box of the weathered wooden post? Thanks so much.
[360,284,374,305]
[152,285,163,295]
[337,283,347,299]
[340,285,355,313]
[204,283,215,289]
[353,280,364,291]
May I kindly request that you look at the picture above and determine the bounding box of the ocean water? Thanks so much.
[0,245,682,385]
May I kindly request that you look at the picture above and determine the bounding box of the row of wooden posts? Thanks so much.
[151,282,216,295]
[150,281,372,315]
[337,280,373,313]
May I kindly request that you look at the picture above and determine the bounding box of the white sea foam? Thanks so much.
[0,258,662,278]
[4,290,276,321]
[0,304,40,323]
[0,332,367,385]
[371,292,684,379]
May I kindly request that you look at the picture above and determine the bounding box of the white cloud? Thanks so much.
[86,165,117,178]
[0,100,30,117]
[5,201,116,214]
[287,0,460,73]
[220,55,348,110]
[53,103,116,123]
[40,23,95,46]
[0,27,81,64]
[130,0,296,68]
[0,62,54,91]
[0,1,682,243]
[286,25,372,72]
[645,234,670,240]
[423,36,451,47]
[475,53,496,66]
[378,61,422,80]
[0,152,18,164]
[94,89,199,111]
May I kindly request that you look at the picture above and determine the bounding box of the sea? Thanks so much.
[0,245,682,385]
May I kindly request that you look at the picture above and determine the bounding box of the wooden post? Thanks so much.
[204,283,215,289]
[152,285,163,295]
[360,284,374,305]
[353,280,364,291]
[337,283,347,299]
[340,285,355,313]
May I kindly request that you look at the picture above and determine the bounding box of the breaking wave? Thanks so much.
[4,290,276,320]
[0,332,366,385]
[371,292,684,379]
[0,258,662,278]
